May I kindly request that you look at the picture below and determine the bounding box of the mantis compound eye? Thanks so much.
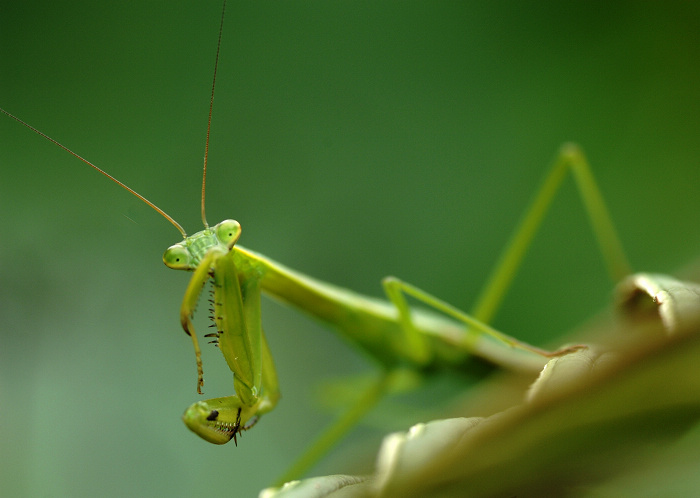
[216,219,242,248]
[162,244,193,270]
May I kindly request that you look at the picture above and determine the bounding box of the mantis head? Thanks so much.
[163,219,242,270]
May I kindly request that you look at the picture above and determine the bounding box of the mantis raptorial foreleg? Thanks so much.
[167,219,280,443]
[182,328,280,445]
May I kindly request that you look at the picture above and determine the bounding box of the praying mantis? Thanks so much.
[0,99,629,481]
[0,44,632,493]
[2,1,696,494]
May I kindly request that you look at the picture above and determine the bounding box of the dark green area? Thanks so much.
[1,1,699,496]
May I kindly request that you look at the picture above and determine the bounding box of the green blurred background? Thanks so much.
[2,1,699,496]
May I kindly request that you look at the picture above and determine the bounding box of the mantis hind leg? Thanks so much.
[383,144,632,368]
[471,143,632,324]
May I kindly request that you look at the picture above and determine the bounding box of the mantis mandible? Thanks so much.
[1,0,634,485]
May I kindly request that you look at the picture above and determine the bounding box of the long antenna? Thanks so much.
[1,107,188,238]
[201,0,227,230]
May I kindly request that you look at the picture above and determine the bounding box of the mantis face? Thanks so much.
[163,219,242,270]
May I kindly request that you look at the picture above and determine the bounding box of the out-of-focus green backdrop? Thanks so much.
[2,1,699,496]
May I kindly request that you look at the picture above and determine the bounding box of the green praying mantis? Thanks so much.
[1,1,640,487]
